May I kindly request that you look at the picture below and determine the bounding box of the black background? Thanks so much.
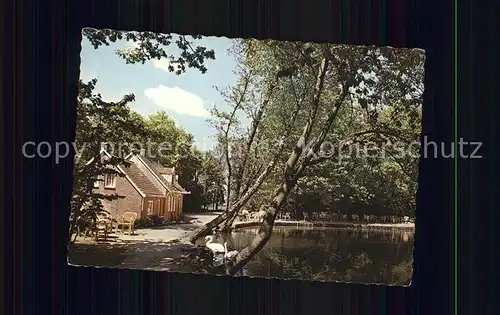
[2,0,495,314]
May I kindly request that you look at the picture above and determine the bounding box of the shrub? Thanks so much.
[149,215,164,226]
[134,215,167,228]
[134,216,153,228]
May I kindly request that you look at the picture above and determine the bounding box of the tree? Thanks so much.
[188,60,306,241]
[83,28,215,74]
[135,111,205,212]
[187,40,316,240]
[80,29,424,276]
[79,29,223,216]
[180,40,423,274]
[69,79,149,246]
[141,111,182,166]
[207,68,277,213]
[224,43,424,275]
[199,151,226,210]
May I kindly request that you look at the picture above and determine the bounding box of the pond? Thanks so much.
[215,227,414,285]
[68,226,414,286]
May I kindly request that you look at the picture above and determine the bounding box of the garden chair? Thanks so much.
[302,212,309,221]
[351,214,360,223]
[239,210,250,222]
[108,214,118,233]
[325,212,331,221]
[118,212,138,235]
[94,218,109,241]
[319,212,327,221]
[363,214,370,223]
[312,212,319,221]
[98,212,116,234]
[331,213,338,222]
[247,212,255,221]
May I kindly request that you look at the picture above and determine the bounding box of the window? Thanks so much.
[147,201,154,215]
[104,174,116,189]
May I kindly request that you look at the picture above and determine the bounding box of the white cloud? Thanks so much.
[144,85,210,117]
[152,59,182,73]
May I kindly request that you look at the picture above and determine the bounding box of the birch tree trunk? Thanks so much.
[188,151,283,243]
[224,53,331,274]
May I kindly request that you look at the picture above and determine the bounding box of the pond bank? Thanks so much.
[234,220,415,230]
[68,238,218,273]
[68,212,224,273]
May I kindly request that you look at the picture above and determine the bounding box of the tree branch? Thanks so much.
[223,82,307,228]
[283,55,330,180]
[221,75,251,211]
[233,77,278,201]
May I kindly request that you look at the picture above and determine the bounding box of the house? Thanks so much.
[92,149,190,221]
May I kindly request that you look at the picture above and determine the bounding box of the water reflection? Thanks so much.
[225,227,414,285]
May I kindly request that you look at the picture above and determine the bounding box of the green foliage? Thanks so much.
[199,151,226,207]
[209,40,424,219]
[82,28,215,74]
[70,79,149,242]
[133,111,217,212]
[76,32,424,248]
[134,215,165,228]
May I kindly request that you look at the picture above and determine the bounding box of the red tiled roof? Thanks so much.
[138,156,187,193]
[146,159,174,175]
[120,161,164,196]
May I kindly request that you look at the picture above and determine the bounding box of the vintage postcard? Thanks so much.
[68,28,423,286]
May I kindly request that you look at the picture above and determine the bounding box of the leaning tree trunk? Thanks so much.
[222,125,318,274]
[225,177,297,274]
[188,154,283,244]
[224,46,373,275]
[224,117,377,276]
[223,49,337,275]
[188,76,291,243]
[220,76,309,232]
[190,46,331,246]
[232,97,267,202]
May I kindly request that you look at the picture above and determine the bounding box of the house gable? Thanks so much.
[94,169,143,218]
[90,149,165,198]
[127,155,167,196]
[135,155,189,194]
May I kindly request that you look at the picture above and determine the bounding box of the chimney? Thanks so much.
[174,175,178,182]
[139,149,146,156]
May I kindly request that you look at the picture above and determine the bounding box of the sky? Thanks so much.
[79,32,239,151]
